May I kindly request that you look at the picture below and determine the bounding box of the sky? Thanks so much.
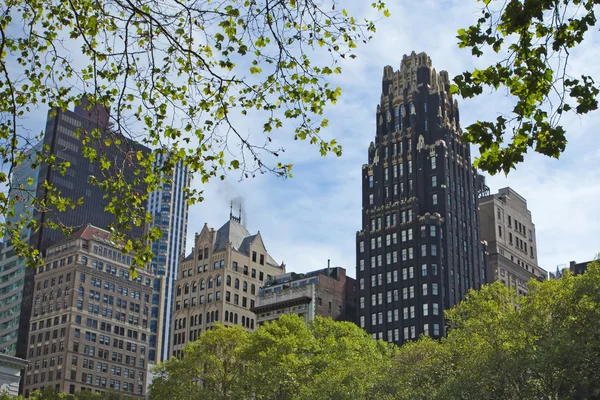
[13,0,597,278]
[186,0,600,278]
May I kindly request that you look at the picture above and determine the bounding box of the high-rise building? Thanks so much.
[170,213,285,358]
[146,154,190,363]
[22,225,153,398]
[0,143,42,355]
[356,51,486,344]
[569,260,593,276]
[12,99,149,362]
[479,186,546,294]
[252,264,356,326]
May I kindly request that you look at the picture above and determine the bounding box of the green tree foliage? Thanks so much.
[453,0,599,175]
[389,258,600,400]
[149,315,397,400]
[0,0,388,270]
[0,387,136,400]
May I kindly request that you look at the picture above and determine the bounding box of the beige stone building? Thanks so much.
[479,187,547,295]
[170,215,284,358]
[23,225,153,397]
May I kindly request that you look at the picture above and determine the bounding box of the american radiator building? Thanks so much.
[356,52,486,344]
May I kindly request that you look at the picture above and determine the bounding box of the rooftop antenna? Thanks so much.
[230,200,241,224]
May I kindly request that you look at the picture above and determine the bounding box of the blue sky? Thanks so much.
[12,0,597,277]
[188,0,600,277]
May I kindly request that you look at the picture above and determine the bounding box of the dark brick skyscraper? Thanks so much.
[356,51,486,344]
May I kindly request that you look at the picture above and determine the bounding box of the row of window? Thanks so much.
[175,291,256,310]
[360,282,440,308]
[369,323,441,343]
[176,276,258,297]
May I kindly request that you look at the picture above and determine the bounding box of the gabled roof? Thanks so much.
[214,218,252,253]
[49,224,113,249]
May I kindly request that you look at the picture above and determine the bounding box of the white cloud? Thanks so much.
[187,0,600,276]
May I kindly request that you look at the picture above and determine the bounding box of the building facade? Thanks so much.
[479,187,546,295]
[0,143,42,355]
[146,154,190,363]
[22,225,153,397]
[170,214,284,358]
[569,260,594,276]
[14,99,149,362]
[356,52,486,345]
[0,354,28,396]
[252,265,356,325]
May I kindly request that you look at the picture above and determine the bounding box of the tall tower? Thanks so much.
[5,99,149,361]
[146,154,190,363]
[0,143,42,355]
[356,52,486,344]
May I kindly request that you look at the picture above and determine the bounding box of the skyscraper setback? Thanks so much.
[356,52,486,344]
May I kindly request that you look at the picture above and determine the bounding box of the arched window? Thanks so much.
[57,288,62,297]
[210,311,215,322]
[42,294,47,303]
[242,281,247,292]
[183,318,186,329]
[176,286,181,296]
[242,316,246,326]
[251,319,254,329]
[192,282,197,292]
[208,278,213,289]
[200,279,205,290]
[184,284,189,295]
[65,288,70,297]
[226,275,231,286]
[234,313,238,324]
[215,310,219,321]
[78,287,84,297]
[198,314,202,325]
[216,275,222,287]
[49,291,54,300]
[225,310,229,322]
[234,279,239,289]
[207,312,211,323]
[251,284,256,295]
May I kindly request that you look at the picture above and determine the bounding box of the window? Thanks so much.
[431,175,437,187]
[422,283,428,296]
[431,155,436,169]
[498,225,502,237]
[430,225,436,237]
[421,264,427,276]
[433,303,439,315]
[423,304,429,316]
[359,241,364,253]
[432,283,438,295]
[369,175,374,188]
[432,193,438,205]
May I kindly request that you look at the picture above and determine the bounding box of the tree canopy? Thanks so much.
[149,259,600,400]
[0,0,388,269]
[453,0,600,175]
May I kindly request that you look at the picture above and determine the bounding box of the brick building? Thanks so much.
[22,225,153,397]
[252,264,357,326]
